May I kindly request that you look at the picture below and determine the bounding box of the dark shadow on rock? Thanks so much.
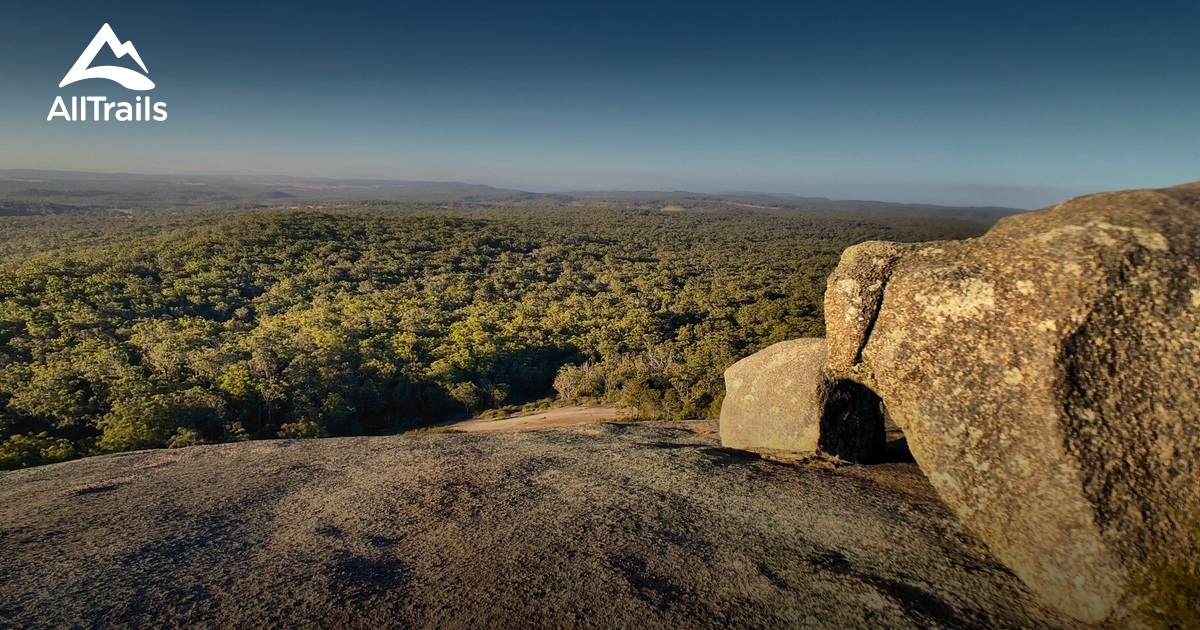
[698,447,762,467]
[879,435,916,464]
[608,552,688,611]
[861,576,961,625]
[644,441,695,450]
[332,553,410,596]
[74,483,120,496]
[817,379,887,463]
[756,562,790,589]
[315,523,345,539]
[810,549,854,575]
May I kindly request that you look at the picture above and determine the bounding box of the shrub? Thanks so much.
[222,422,252,441]
[448,381,482,413]
[166,428,206,449]
[553,363,604,400]
[0,432,75,469]
[404,426,466,435]
[277,419,328,439]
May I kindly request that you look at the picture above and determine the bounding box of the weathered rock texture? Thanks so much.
[825,183,1200,623]
[720,338,885,462]
[0,423,1079,629]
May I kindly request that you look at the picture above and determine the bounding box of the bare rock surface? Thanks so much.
[825,182,1200,623]
[721,338,829,454]
[720,338,885,462]
[0,422,1076,629]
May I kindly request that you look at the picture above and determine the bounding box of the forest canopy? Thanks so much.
[0,204,986,468]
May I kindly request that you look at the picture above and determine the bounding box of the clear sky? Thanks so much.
[1,0,1196,208]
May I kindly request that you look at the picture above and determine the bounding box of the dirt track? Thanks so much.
[434,405,628,432]
[0,422,1079,629]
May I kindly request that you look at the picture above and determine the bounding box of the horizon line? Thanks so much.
[0,166,1042,210]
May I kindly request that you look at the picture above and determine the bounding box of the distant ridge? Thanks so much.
[0,169,1023,223]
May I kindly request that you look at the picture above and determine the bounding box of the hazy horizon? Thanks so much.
[2,1,1197,208]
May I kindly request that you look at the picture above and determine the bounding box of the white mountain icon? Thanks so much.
[59,23,155,91]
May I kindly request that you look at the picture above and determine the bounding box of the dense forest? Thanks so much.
[0,204,987,468]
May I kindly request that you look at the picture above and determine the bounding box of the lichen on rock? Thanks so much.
[823,182,1200,624]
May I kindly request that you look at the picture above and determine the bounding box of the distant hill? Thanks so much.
[559,190,1021,224]
[0,169,1023,223]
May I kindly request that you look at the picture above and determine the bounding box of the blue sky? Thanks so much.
[0,1,1196,208]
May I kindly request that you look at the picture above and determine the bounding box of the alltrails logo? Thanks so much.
[47,23,168,122]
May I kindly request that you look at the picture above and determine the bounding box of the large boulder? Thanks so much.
[825,183,1200,623]
[719,338,885,462]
